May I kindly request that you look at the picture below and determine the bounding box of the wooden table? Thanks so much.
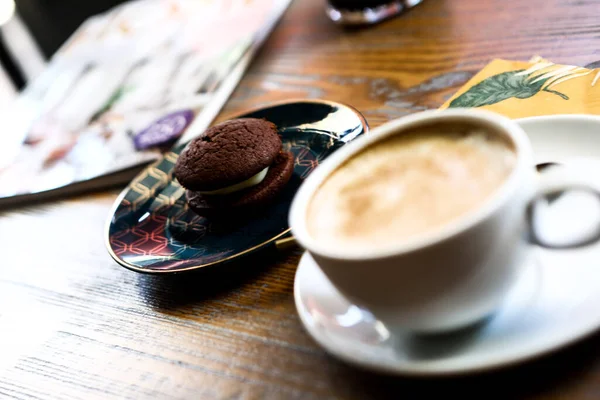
[2,0,600,398]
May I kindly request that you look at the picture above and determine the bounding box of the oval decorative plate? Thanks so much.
[105,100,369,273]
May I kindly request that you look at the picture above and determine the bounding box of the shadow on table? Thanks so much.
[134,246,300,311]
[328,331,600,398]
[131,241,599,398]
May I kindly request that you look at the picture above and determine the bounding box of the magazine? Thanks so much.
[0,0,291,206]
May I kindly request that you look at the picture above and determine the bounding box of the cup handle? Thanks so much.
[527,166,600,249]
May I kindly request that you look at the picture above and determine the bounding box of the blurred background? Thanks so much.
[0,0,128,107]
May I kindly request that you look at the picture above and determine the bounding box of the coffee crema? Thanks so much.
[306,124,517,252]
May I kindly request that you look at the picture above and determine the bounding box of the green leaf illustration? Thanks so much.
[89,86,132,123]
[449,69,569,108]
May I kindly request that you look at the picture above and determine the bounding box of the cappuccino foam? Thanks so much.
[307,125,516,252]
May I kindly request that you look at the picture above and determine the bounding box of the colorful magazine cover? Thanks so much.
[0,0,291,205]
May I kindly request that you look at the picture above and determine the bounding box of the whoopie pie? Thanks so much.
[174,118,294,218]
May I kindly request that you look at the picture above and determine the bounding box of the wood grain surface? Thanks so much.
[2,0,600,398]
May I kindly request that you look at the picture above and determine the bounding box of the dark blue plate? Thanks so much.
[105,100,369,274]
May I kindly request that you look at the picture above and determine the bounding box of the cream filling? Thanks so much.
[199,167,269,196]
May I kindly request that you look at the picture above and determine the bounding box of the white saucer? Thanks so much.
[293,115,600,375]
[519,114,600,164]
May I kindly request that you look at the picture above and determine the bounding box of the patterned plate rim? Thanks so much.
[104,99,369,274]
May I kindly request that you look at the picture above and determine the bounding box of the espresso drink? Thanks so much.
[307,124,516,251]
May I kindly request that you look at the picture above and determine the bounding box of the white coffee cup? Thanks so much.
[289,109,600,333]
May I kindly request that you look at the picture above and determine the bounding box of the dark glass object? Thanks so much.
[328,0,396,9]
[326,0,423,26]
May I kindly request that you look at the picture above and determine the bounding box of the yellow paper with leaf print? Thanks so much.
[440,59,600,118]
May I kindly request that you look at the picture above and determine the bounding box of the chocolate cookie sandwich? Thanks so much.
[174,118,294,218]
